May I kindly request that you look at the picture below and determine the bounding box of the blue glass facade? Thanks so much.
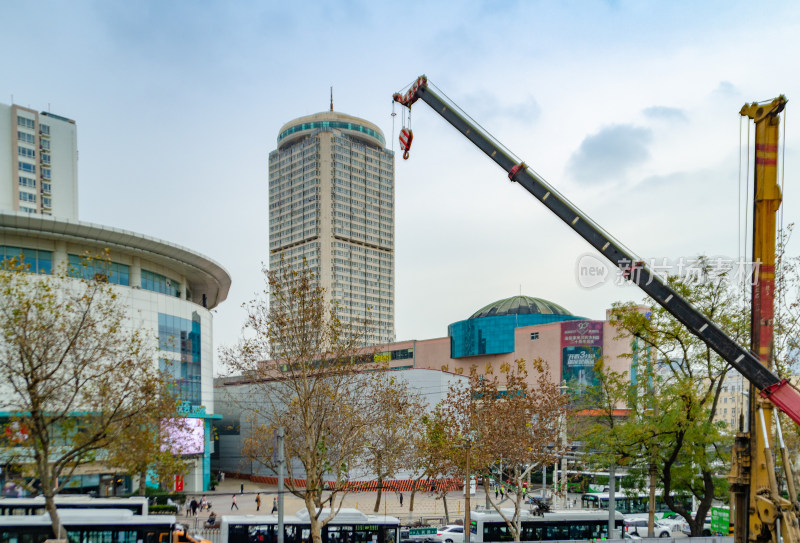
[142,269,180,297]
[449,313,585,358]
[159,313,202,407]
[68,254,130,285]
[1,246,52,274]
[278,120,385,146]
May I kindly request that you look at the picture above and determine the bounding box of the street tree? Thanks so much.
[104,381,192,495]
[220,261,374,543]
[0,257,170,537]
[593,257,747,536]
[364,372,426,512]
[411,406,460,523]
[440,359,568,541]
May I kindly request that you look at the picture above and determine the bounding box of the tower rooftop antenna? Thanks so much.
[330,87,333,112]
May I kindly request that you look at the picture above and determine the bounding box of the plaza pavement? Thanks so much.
[179,476,572,530]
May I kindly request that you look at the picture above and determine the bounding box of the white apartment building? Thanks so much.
[268,111,395,346]
[0,103,78,219]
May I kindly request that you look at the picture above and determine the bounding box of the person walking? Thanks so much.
[399,492,404,507]
[219,471,225,482]
[256,493,262,511]
[500,486,505,501]
[200,495,208,511]
[231,494,239,510]
[190,497,198,517]
[271,497,278,514]
[494,485,499,500]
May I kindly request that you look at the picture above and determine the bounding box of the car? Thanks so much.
[680,512,712,536]
[430,525,465,543]
[624,518,671,538]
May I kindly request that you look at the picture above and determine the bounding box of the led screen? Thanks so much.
[163,417,205,455]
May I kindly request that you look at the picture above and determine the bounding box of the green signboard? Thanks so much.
[409,528,437,536]
[711,507,730,534]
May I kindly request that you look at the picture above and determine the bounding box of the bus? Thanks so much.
[221,508,400,543]
[580,492,692,516]
[0,509,173,542]
[565,471,625,493]
[0,495,149,516]
[468,509,624,542]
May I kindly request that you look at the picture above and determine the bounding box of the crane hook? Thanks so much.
[399,127,413,160]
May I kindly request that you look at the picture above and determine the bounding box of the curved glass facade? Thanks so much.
[278,120,385,146]
[449,313,585,358]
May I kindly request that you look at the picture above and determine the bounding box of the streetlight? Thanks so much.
[460,432,477,543]
[559,381,569,510]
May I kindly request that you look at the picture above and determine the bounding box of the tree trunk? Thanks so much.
[374,475,384,513]
[306,497,323,543]
[648,464,657,537]
[442,493,450,524]
[138,470,148,496]
[409,475,424,513]
[44,492,64,540]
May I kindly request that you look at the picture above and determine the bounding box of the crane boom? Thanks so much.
[393,76,800,425]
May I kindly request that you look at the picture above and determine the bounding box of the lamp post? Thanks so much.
[559,381,569,509]
[461,433,476,543]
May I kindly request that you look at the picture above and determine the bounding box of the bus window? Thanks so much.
[381,526,397,543]
[520,523,542,541]
[568,523,594,540]
[483,523,512,542]
[544,524,569,540]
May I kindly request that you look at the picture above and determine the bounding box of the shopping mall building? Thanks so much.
[213,294,639,479]
[319,294,636,393]
[0,212,230,496]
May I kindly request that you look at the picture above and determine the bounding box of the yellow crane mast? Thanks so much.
[730,96,800,543]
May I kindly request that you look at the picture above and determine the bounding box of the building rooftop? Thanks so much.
[0,211,231,309]
[276,111,386,149]
[469,295,573,319]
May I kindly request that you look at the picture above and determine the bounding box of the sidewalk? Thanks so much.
[178,476,577,528]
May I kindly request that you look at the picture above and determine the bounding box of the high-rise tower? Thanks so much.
[268,111,395,346]
[0,103,78,219]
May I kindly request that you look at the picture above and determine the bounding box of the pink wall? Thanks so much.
[401,317,634,388]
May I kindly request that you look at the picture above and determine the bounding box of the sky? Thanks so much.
[2,0,800,375]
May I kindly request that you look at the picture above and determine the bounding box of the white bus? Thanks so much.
[221,508,400,543]
[0,509,173,542]
[580,492,693,517]
[468,509,624,542]
[0,495,150,516]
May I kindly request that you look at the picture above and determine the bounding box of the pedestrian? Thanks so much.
[200,495,208,511]
[494,485,499,500]
[500,486,505,500]
[399,492,404,507]
[231,494,239,510]
[256,493,262,511]
[190,497,198,517]
[241,483,244,494]
[272,497,278,514]
[219,471,225,482]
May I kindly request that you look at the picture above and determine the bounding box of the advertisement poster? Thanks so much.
[561,321,603,394]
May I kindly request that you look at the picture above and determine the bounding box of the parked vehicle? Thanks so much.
[624,518,671,538]
[430,525,465,543]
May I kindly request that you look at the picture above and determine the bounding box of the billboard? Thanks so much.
[162,417,205,456]
[561,321,603,394]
